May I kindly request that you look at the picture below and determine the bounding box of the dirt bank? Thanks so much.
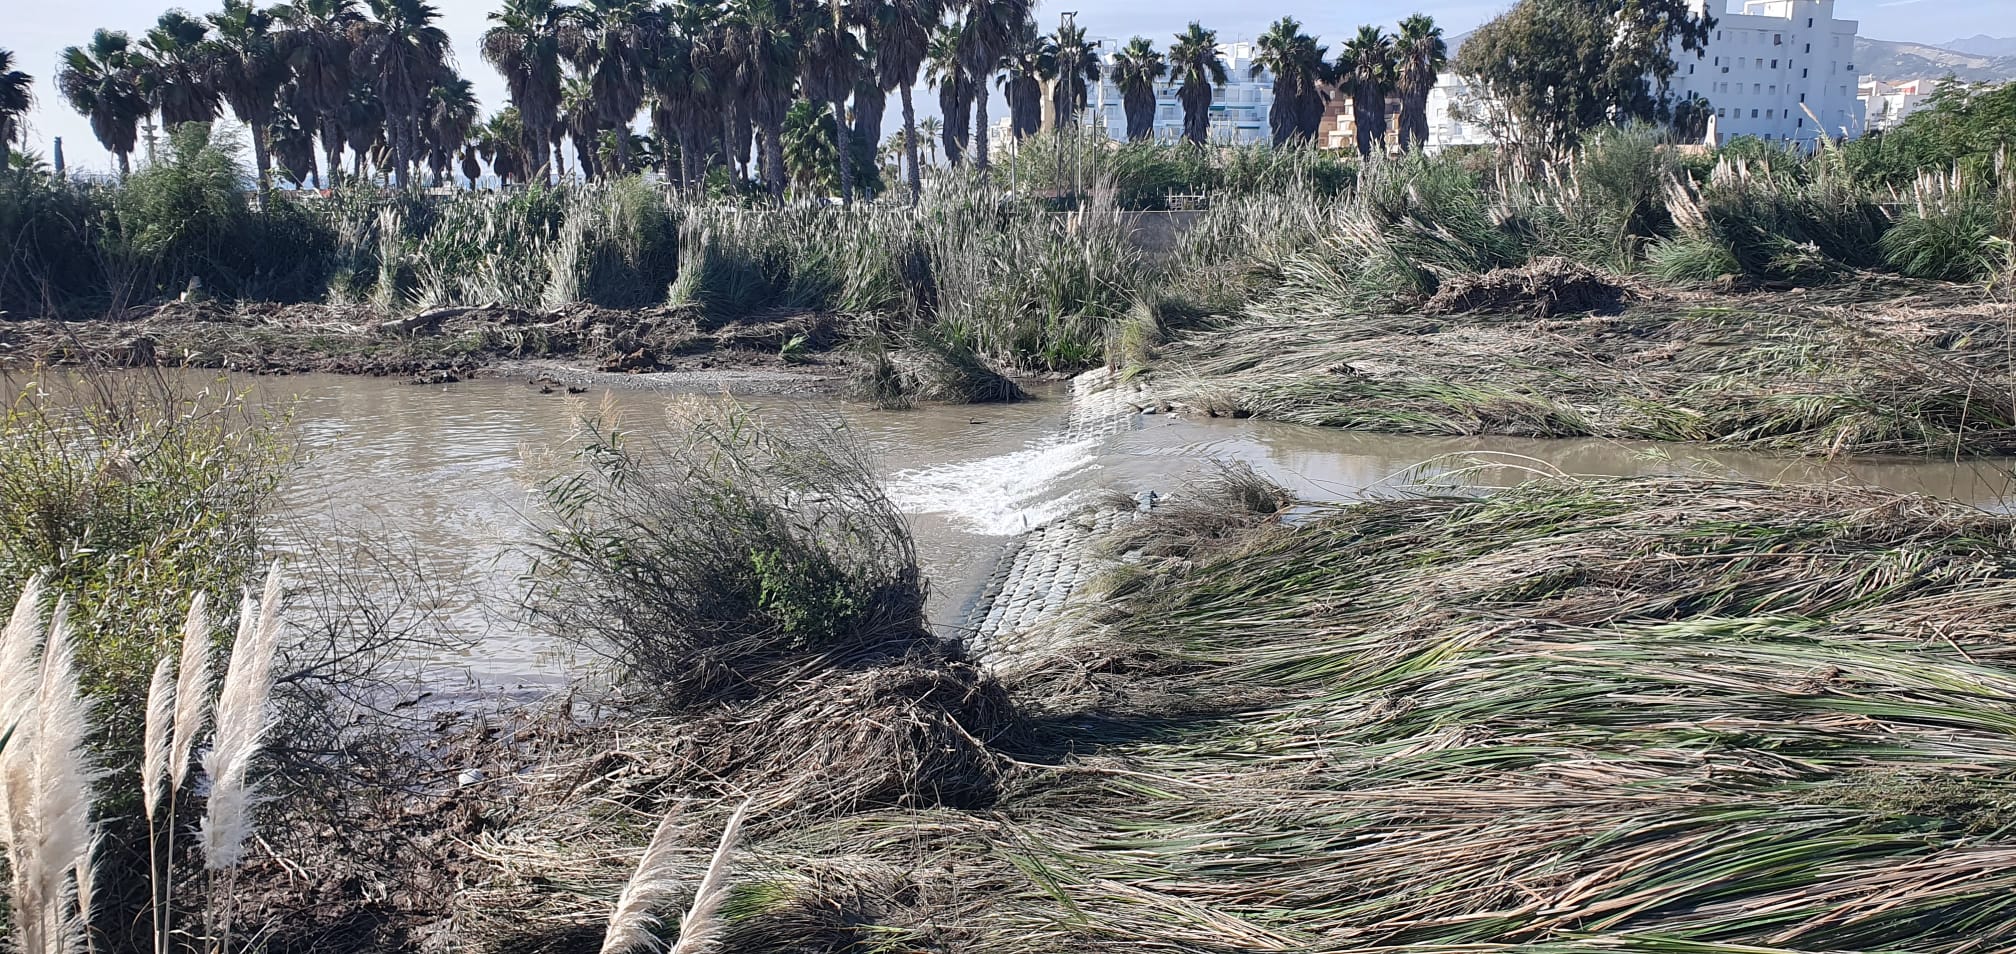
[0,300,851,387]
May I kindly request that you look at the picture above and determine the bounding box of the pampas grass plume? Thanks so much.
[200,567,284,872]
[169,592,213,795]
[141,656,175,819]
[600,800,750,954]
[10,599,97,954]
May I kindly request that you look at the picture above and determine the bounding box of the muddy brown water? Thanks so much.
[78,372,2016,687]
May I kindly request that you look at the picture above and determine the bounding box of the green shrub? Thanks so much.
[529,399,926,703]
[0,372,287,722]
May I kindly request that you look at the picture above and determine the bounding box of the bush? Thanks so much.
[529,399,927,704]
[0,371,288,713]
[1880,169,2016,283]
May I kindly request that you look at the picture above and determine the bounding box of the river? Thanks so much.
[201,372,2016,688]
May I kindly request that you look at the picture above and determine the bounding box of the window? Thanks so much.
[1717,108,1726,117]
[1751,109,1759,118]
[1802,68,1808,78]
[1688,64,1695,74]
[1770,85,1777,94]
[1765,133,1774,141]
[1799,92,1806,103]
[1807,17,1813,27]
[1770,59,1778,68]
[1797,118,1804,128]
[1753,83,1761,93]
[1804,43,1810,53]
[1774,33,1782,45]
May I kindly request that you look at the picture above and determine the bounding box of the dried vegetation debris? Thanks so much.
[450,651,1016,953]
[1422,255,1632,318]
[1162,284,2016,455]
[0,299,846,379]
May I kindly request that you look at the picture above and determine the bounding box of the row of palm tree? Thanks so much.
[49,0,477,185]
[1053,14,1443,154]
[29,3,1451,196]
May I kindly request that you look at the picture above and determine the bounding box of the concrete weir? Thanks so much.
[956,368,1160,666]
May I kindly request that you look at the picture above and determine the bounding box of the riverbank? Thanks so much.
[1141,274,2016,457]
[436,471,2016,953]
[0,298,852,387]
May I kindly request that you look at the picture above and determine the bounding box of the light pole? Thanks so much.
[1060,11,1080,207]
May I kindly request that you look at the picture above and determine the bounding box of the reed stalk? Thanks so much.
[199,567,285,953]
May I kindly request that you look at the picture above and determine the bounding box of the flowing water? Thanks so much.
[185,372,2016,687]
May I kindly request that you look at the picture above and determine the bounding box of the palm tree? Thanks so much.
[560,72,601,179]
[354,0,452,184]
[917,115,941,165]
[1253,17,1328,146]
[560,0,661,178]
[338,78,385,181]
[1167,22,1225,146]
[1048,20,1099,132]
[997,19,1047,142]
[426,73,478,185]
[925,23,968,166]
[57,30,150,177]
[956,0,1032,170]
[482,0,574,183]
[140,9,221,148]
[1337,25,1395,158]
[861,0,940,201]
[1108,36,1163,143]
[268,90,320,185]
[720,0,800,201]
[275,0,365,186]
[0,50,33,171]
[1392,14,1446,153]
[475,106,527,184]
[797,0,864,204]
[206,0,289,189]
[781,98,841,193]
[645,2,704,190]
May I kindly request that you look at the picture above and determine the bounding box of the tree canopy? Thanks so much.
[1455,0,1713,158]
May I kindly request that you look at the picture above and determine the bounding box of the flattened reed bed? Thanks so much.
[457,476,2016,953]
[1159,287,2016,457]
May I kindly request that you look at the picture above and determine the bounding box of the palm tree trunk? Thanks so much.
[251,130,272,192]
[678,128,698,195]
[972,83,991,171]
[118,150,131,179]
[900,84,923,204]
[832,97,854,206]
[758,118,782,204]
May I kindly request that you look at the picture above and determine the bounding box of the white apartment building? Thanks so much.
[1671,0,1864,147]
[1082,38,1277,145]
[1859,77,1941,131]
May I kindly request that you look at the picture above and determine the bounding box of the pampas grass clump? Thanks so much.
[0,579,98,954]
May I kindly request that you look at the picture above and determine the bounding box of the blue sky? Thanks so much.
[10,0,2011,173]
